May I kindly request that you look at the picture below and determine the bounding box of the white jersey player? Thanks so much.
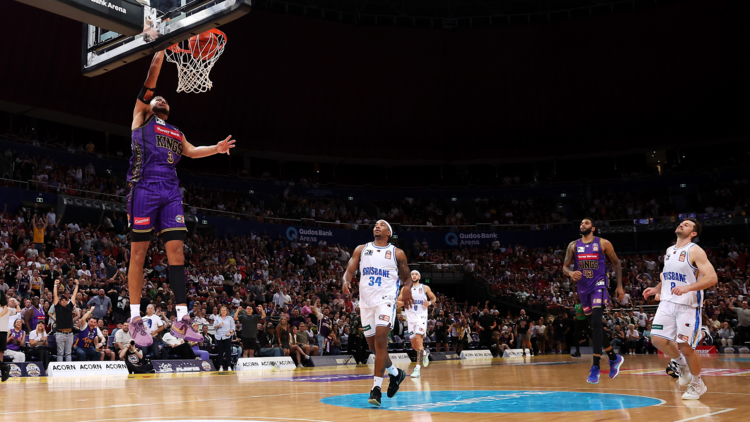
[343,220,413,407]
[643,218,717,400]
[397,270,436,378]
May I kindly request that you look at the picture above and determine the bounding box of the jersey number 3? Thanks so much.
[368,276,382,287]
[167,151,174,164]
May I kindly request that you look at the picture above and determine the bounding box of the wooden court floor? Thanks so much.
[0,354,747,422]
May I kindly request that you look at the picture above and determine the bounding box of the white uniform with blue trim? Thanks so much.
[358,242,400,338]
[653,242,703,348]
[405,284,429,337]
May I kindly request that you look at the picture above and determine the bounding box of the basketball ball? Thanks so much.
[189,31,219,60]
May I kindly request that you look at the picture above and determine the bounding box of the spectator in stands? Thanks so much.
[235,305,265,358]
[276,317,292,356]
[189,322,210,361]
[53,279,77,362]
[28,321,50,368]
[142,304,165,359]
[626,324,640,355]
[5,319,26,362]
[296,322,318,360]
[114,321,133,357]
[162,330,197,360]
[74,311,101,361]
[213,306,235,371]
[99,328,116,361]
[87,288,112,324]
[257,323,283,357]
[731,299,749,346]
[719,322,735,350]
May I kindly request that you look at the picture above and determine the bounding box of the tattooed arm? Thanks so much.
[562,241,581,281]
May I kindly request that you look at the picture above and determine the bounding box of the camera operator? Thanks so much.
[120,340,153,374]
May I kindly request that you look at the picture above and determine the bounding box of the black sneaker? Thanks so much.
[1,364,9,383]
[368,386,382,406]
[387,368,406,398]
[571,352,582,358]
[666,361,680,379]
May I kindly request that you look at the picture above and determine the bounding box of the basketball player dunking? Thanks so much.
[343,220,414,406]
[397,270,436,378]
[563,218,625,384]
[127,51,235,346]
[643,218,716,400]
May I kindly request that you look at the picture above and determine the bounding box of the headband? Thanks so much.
[377,220,393,236]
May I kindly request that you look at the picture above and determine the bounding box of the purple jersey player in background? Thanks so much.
[127,50,236,347]
[563,218,625,384]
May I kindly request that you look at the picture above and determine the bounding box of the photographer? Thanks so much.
[120,340,153,374]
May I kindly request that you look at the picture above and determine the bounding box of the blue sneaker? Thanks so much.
[587,365,600,384]
[609,354,624,379]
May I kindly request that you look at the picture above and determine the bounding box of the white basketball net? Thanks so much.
[164,30,227,94]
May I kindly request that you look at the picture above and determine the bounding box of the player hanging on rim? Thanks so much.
[343,220,414,406]
[127,51,236,347]
[397,270,437,379]
[642,218,716,400]
[563,218,625,384]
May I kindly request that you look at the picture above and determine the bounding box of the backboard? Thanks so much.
[81,0,251,77]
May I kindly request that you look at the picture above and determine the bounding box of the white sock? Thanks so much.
[672,355,687,367]
[386,364,399,376]
[176,305,188,321]
[373,376,384,389]
[692,374,702,385]
[415,364,421,370]
[130,304,141,320]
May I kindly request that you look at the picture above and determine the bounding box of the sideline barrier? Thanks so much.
[658,346,717,357]
[309,355,357,367]
[430,352,460,361]
[367,353,411,364]
[47,361,128,377]
[502,348,532,358]
[4,362,46,378]
[153,360,215,373]
[461,350,493,359]
[235,357,296,372]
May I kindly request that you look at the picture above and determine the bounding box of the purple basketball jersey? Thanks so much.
[128,115,184,186]
[574,237,608,293]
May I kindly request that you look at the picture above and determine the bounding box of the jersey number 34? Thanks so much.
[368,276,382,286]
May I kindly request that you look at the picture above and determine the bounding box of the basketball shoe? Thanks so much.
[422,348,430,367]
[608,354,624,379]
[411,366,421,378]
[170,315,203,341]
[368,386,382,406]
[387,368,406,398]
[682,379,707,400]
[129,316,153,347]
[587,365,600,384]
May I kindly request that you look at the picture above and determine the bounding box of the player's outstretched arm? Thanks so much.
[182,135,236,159]
[133,51,165,128]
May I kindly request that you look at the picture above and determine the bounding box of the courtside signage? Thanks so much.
[461,350,493,359]
[235,357,296,372]
[47,361,128,377]
[503,349,532,358]
[367,353,411,364]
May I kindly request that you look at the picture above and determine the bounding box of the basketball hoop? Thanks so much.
[165,29,227,94]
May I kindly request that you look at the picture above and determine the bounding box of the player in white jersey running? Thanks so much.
[643,218,717,400]
[397,270,437,379]
[343,220,413,407]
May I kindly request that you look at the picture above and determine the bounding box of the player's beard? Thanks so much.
[580,227,593,236]
[153,105,170,117]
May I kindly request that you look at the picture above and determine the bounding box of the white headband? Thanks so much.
[377,220,393,236]
[411,270,421,278]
